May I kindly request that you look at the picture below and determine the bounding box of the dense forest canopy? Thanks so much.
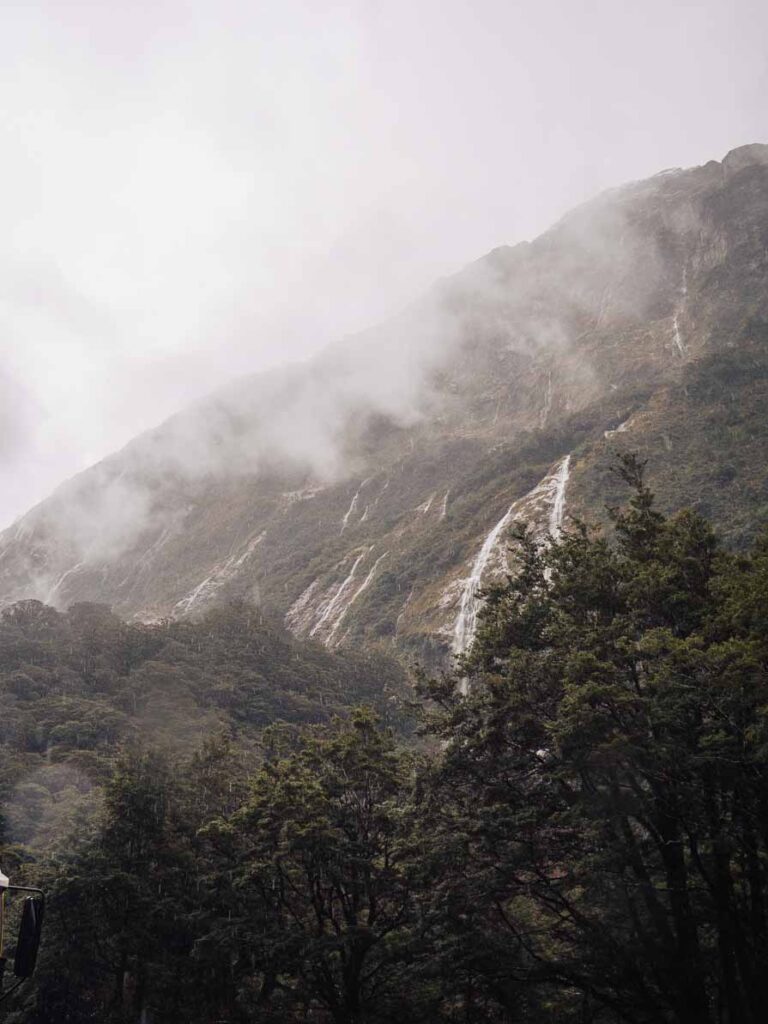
[2,458,768,1023]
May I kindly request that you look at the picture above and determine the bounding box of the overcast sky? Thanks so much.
[0,0,766,527]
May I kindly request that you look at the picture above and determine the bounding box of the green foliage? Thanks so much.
[420,453,768,1022]
[199,710,431,1022]
[6,462,768,1022]
[578,338,768,549]
[0,598,410,828]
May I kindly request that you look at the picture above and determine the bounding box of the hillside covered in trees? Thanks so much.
[1,460,768,1023]
[0,600,409,853]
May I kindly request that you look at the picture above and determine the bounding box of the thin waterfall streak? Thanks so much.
[327,552,388,644]
[309,549,370,637]
[548,455,571,537]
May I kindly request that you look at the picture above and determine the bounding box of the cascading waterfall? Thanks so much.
[548,455,570,538]
[288,546,387,645]
[309,549,370,637]
[672,265,688,357]
[340,478,371,533]
[45,562,85,605]
[416,493,436,514]
[672,314,686,356]
[174,531,266,616]
[452,508,515,656]
[452,454,571,658]
[327,552,388,645]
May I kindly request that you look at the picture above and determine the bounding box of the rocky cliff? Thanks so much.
[1,144,767,664]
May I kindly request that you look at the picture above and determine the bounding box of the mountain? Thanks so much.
[1,143,767,665]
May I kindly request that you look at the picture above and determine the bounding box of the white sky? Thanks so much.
[0,0,766,527]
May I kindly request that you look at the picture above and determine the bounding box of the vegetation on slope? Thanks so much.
[0,601,409,856]
[575,323,768,548]
[3,460,768,1022]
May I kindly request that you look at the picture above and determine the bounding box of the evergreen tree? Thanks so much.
[420,455,768,1023]
[204,710,430,1023]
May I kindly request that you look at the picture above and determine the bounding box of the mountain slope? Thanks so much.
[1,143,767,664]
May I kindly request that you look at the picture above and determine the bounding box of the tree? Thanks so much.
[205,710,429,1023]
[420,455,768,1023]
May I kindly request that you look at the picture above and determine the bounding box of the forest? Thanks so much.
[2,455,768,1023]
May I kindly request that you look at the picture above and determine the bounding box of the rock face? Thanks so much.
[1,144,767,664]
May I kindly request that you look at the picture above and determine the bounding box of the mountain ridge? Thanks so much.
[1,142,767,665]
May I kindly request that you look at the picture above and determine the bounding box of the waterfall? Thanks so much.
[327,552,388,645]
[45,562,85,605]
[672,265,688,356]
[452,454,571,657]
[452,508,516,656]
[548,455,570,537]
[309,549,370,637]
[173,531,265,616]
[340,478,371,532]
[288,547,387,646]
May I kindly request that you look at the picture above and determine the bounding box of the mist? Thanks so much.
[1,0,767,528]
[9,164,691,594]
